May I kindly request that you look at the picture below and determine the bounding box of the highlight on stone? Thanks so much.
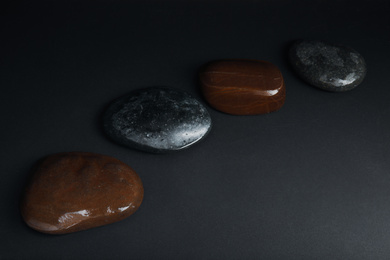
[289,40,366,92]
[103,87,212,153]
[20,152,144,234]
[199,59,286,115]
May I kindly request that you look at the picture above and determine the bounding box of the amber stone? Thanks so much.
[20,152,144,234]
[199,59,285,115]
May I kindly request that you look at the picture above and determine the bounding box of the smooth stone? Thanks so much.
[20,152,144,234]
[103,87,212,153]
[289,40,366,92]
[199,59,286,115]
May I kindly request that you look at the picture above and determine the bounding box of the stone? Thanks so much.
[199,59,286,115]
[20,152,144,234]
[103,87,212,153]
[289,40,366,92]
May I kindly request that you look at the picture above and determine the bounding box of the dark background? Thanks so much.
[1,0,390,259]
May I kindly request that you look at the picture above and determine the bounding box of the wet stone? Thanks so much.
[103,87,212,153]
[199,59,286,115]
[20,152,144,234]
[289,40,366,92]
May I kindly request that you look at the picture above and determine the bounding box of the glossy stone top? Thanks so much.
[103,87,212,153]
[20,152,144,234]
[199,59,285,115]
[289,40,367,92]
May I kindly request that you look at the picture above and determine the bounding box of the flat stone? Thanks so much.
[103,87,212,153]
[289,40,366,92]
[20,152,144,234]
[199,59,285,115]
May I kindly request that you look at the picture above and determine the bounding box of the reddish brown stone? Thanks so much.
[20,152,144,234]
[199,59,286,115]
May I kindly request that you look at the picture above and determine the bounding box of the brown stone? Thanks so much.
[20,152,144,234]
[199,59,286,115]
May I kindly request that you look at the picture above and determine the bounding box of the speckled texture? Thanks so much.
[103,87,212,153]
[20,152,144,234]
[289,40,366,92]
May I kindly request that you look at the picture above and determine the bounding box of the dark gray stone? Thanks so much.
[103,87,212,153]
[289,40,366,92]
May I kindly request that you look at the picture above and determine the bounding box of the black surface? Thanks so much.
[1,0,390,259]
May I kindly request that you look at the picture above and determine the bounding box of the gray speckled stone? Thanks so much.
[289,40,366,92]
[103,87,212,153]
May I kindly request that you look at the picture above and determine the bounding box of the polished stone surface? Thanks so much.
[199,59,285,115]
[20,152,144,234]
[103,87,212,153]
[289,40,366,92]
